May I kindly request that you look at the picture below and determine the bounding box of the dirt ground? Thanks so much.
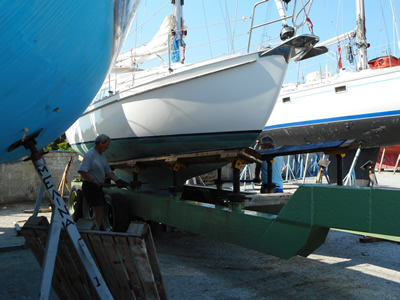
[0,172,399,299]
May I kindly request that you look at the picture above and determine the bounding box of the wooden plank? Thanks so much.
[128,236,160,299]
[57,231,92,299]
[245,193,292,207]
[110,147,261,169]
[23,223,77,300]
[23,220,167,300]
[22,224,46,265]
[114,235,146,299]
[85,233,124,299]
[141,226,168,300]
[101,235,134,297]
[34,226,74,300]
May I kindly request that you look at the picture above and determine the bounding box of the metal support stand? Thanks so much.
[33,184,45,216]
[336,154,343,186]
[302,153,310,184]
[8,130,112,300]
[169,161,185,195]
[227,159,246,210]
[284,155,296,181]
[393,154,400,174]
[343,146,362,186]
[265,159,276,193]
[239,164,255,191]
[378,148,386,173]
[316,156,330,184]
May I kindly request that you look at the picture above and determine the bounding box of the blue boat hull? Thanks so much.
[0,0,139,163]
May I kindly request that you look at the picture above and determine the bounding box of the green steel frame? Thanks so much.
[115,184,400,259]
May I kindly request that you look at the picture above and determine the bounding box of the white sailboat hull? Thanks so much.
[67,51,288,161]
[67,35,321,191]
[264,66,400,148]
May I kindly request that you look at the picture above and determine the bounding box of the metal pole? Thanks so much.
[302,153,310,184]
[337,154,343,186]
[378,148,385,173]
[343,147,361,186]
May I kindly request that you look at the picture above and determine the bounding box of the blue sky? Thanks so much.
[122,0,400,83]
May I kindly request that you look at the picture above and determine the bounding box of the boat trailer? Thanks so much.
[98,139,400,260]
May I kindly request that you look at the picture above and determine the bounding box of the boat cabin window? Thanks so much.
[335,86,347,93]
[282,97,291,103]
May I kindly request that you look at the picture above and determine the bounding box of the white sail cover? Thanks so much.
[114,14,175,69]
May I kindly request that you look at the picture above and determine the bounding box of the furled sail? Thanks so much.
[114,14,176,69]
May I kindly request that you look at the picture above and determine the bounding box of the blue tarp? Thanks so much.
[172,37,180,62]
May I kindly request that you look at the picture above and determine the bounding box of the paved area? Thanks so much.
[0,172,399,299]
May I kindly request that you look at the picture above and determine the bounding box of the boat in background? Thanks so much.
[1,0,140,163]
[66,0,323,192]
[263,0,400,185]
[377,145,400,171]
[264,57,400,149]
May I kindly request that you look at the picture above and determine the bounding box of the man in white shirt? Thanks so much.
[78,134,127,229]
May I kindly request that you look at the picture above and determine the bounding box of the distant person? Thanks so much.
[256,136,285,193]
[78,134,127,229]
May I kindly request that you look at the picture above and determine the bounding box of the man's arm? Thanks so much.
[107,171,129,186]
[106,171,119,182]
[78,170,102,187]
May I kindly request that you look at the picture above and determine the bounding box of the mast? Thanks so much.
[171,0,185,63]
[356,0,368,70]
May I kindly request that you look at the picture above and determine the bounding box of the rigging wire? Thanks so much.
[187,17,250,31]
[259,1,272,47]
[390,0,400,56]
[334,0,342,39]
[127,0,170,38]
[300,0,313,33]
[201,0,213,58]
[231,0,239,53]
[377,0,391,56]
[218,0,232,54]
[224,0,234,54]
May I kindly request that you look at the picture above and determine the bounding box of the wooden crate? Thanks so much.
[22,216,167,300]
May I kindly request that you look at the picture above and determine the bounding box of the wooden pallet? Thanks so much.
[109,147,261,170]
[22,217,167,300]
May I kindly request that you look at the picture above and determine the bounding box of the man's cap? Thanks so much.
[261,136,275,146]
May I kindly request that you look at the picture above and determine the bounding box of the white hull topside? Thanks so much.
[66,34,320,191]
[67,36,321,160]
[68,51,285,156]
[264,65,400,148]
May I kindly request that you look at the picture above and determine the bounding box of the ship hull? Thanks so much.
[1,0,139,163]
[67,35,322,192]
[264,66,400,148]
[67,50,291,161]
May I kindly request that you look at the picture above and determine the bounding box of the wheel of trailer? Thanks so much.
[68,185,83,222]
[82,191,93,220]
[102,193,130,232]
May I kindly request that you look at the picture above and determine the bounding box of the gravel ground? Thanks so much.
[0,171,399,299]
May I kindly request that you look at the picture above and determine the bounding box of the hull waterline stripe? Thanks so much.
[70,130,261,146]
